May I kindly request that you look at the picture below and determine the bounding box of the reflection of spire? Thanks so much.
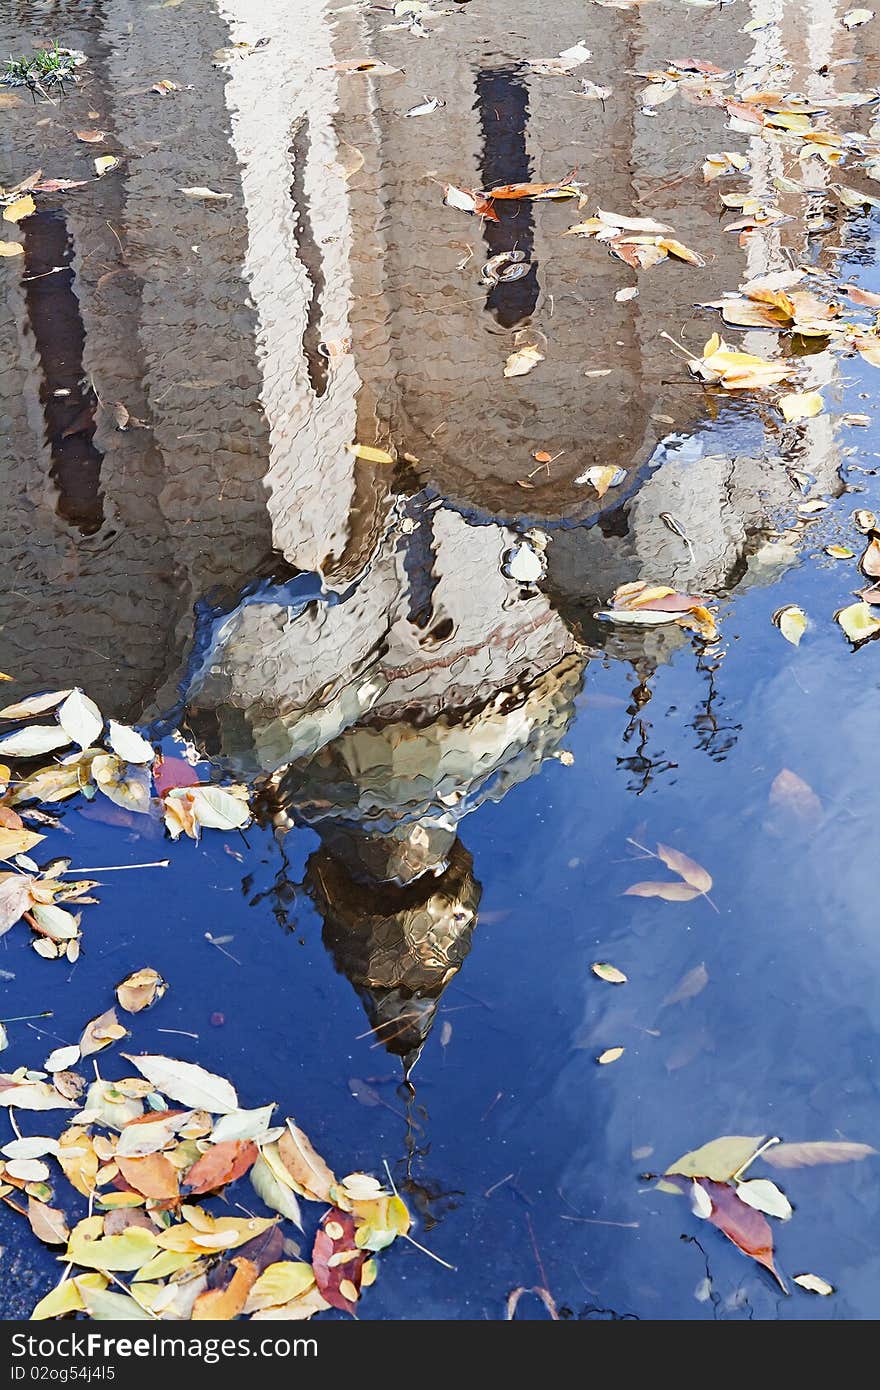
[476,67,540,327]
[308,839,480,1076]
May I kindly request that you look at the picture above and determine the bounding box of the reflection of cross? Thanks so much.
[475,68,540,328]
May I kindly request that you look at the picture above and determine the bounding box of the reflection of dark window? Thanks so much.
[21,211,104,535]
[290,117,328,397]
[475,67,539,328]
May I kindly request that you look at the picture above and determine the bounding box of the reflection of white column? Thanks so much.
[217,0,365,581]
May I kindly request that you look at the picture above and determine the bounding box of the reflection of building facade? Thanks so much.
[0,0,860,1061]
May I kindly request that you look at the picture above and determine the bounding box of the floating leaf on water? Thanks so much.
[690,1180,714,1219]
[44,1045,81,1072]
[3,195,35,224]
[0,691,71,720]
[122,1054,238,1113]
[836,601,880,643]
[773,604,807,646]
[624,881,702,901]
[27,1198,70,1246]
[94,156,120,177]
[106,721,154,765]
[591,962,628,984]
[0,726,72,758]
[696,1179,787,1291]
[779,391,823,422]
[665,1135,766,1182]
[655,844,712,893]
[115,967,167,1014]
[825,545,854,559]
[178,185,230,199]
[346,443,394,464]
[843,7,873,26]
[80,1007,126,1057]
[596,1047,624,1064]
[853,509,877,533]
[184,1139,258,1194]
[251,1152,304,1228]
[797,499,829,516]
[859,536,880,578]
[0,241,23,257]
[575,464,626,496]
[404,96,444,117]
[503,345,544,378]
[58,689,103,749]
[762,1140,877,1169]
[793,1273,834,1295]
[735,1177,792,1220]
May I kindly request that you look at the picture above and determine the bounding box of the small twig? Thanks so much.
[64,860,169,873]
[732,1135,781,1182]
[402,1233,457,1270]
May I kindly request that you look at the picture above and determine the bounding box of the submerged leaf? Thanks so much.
[624,881,702,902]
[762,1140,876,1169]
[655,844,712,893]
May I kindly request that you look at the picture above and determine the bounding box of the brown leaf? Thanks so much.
[763,1140,877,1170]
[624,881,702,901]
[278,1124,336,1203]
[191,1256,258,1321]
[115,1152,180,1201]
[75,129,106,143]
[27,1197,70,1246]
[656,844,712,892]
[859,536,880,579]
[115,967,167,1014]
[697,1179,787,1291]
[79,1008,126,1057]
[184,1139,258,1195]
[312,1208,365,1315]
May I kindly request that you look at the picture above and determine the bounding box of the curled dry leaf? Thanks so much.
[504,345,544,378]
[115,967,167,1014]
[773,605,807,646]
[278,1123,336,1204]
[178,186,230,200]
[836,601,880,643]
[80,1008,126,1058]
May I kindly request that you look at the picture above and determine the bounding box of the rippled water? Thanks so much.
[2,0,880,1320]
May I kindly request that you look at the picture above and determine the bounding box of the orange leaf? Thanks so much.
[115,1153,180,1201]
[184,1140,258,1195]
[191,1257,258,1320]
[697,1180,787,1291]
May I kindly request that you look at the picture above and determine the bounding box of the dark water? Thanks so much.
[1,0,880,1320]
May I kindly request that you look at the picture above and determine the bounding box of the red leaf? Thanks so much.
[312,1208,366,1316]
[698,1179,787,1291]
[153,755,200,797]
[183,1139,258,1194]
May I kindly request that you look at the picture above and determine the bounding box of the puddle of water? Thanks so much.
[2,0,880,1320]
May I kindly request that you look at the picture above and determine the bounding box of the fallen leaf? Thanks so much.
[27,1198,71,1246]
[75,129,106,143]
[66,1218,158,1271]
[697,1179,786,1290]
[278,1123,336,1203]
[773,605,808,646]
[116,1152,180,1201]
[58,689,103,749]
[243,1261,316,1314]
[504,345,544,378]
[250,1153,303,1227]
[2,195,35,224]
[624,881,702,902]
[0,726,72,758]
[836,601,880,643]
[347,443,394,464]
[191,1257,258,1320]
[779,391,823,422]
[211,1105,275,1145]
[312,1208,365,1315]
[735,1177,792,1220]
[94,156,120,177]
[591,962,628,984]
[0,1076,77,1111]
[769,769,821,821]
[843,7,873,26]
[80,1008,126,1058]
[596,1047,624,1065]
[762,1140,876,1169]
[666,1135,765,1182]
[793,1273,834,1295]
[178,186,230,200]
[116,967,167,1014]
[184,1140,258,1194]
[0,241,24,257]
[661,963,708,1009]
[655,844,712,893]
[122,1054,238,1114]
[689,333,788,389]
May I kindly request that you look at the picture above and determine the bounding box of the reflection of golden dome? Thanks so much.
[309,840,480,1069]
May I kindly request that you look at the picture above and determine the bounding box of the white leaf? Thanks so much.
[189,785,250,832]
[0,1078,77,1110]
[250,1154,303,1228]
[114,1109,190,1156]
[0,690,71,720]
[793,1272,834,1295]
[30,902,80,941]
[0,874,35,935]
[6,1157,50,1182]
[1,1136,60,1159]
[0,726,72,758]
[58,689,103,749]
[736,1177,793,1220]
[690,1180,713,1219]
[211,1105,276,1144]
[503,345,544,378]
[44,1045,81,1072]
[106,721,155,765]
[178,186,231,200]
[121,1054,238,1113]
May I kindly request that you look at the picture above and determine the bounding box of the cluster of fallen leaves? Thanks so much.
[0,1017,410,1321]
[772,509,880,649]
[659,1132,876,1296]
[597,581,718,642]
[0,685,251,959]
[565,208,704,270]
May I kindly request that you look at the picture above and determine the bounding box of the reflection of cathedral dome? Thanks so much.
[310,840,480,1070]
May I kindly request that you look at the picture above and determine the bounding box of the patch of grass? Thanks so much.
[1,43,82,89]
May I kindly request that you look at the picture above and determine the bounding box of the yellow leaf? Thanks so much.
[94,156,120,177]
[3,195,35,224]
[773,604,807,646]
[243,1262,316,1313]
[665,1135,766,1181]
[597,1047,624,1065]
[0,241,23,257]
[779,391,823,422]
[346,443,395,464]
[591,962,628,984]
[66,1220,158,1271]
[836,601,880,643]
[31,1273,108,1320]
